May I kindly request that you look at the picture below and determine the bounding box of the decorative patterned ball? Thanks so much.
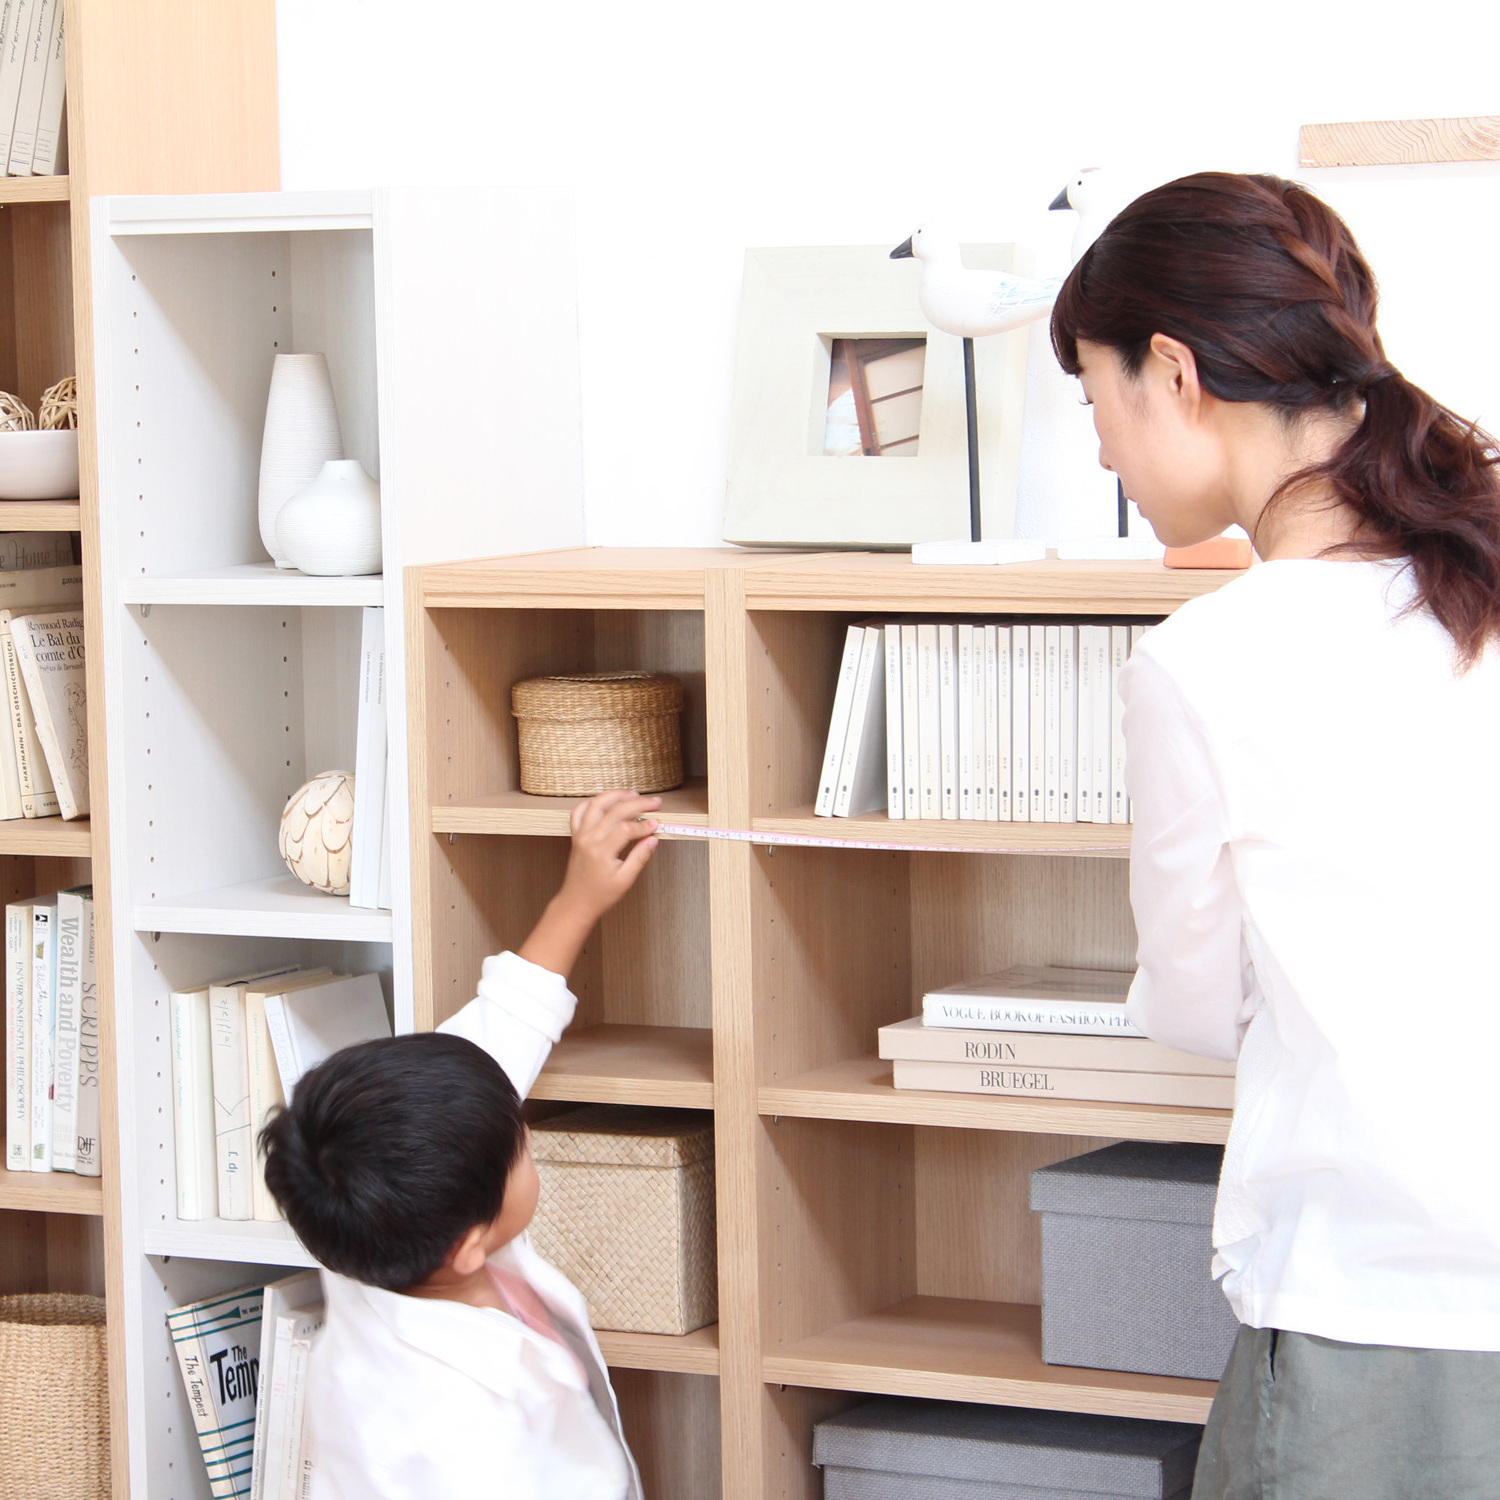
[38,375,77,431]
[279,770,355,895]
[0,391,34,432]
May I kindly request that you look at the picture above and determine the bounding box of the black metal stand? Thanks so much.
[1117,479,1128,538]
[964,336,981,542]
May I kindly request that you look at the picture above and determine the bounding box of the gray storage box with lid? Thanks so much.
[812,1396,1201,1500]
[1029,1141,1237,1380]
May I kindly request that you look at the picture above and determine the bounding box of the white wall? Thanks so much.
[277,0,1500,547]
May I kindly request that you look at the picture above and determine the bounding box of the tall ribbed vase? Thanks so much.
[257,353,344,568]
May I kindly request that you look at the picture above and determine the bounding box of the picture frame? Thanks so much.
[722,243,1031,549]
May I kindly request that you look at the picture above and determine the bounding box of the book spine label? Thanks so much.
[922,994,1144,1036]
[4,903,27,1170]
[28,902,52,1170]
[50,889,80,1169]
[262,996,298,1101]
[938,623,957,819]
[815,626,865,816]
[900,624,920,819]
[956,623,974,819]
[171,990,216,1220]
[1110,624,1129,825]
[1059,625,1077,824]
[916,623,939,819]
[878,1022,1235,1075]
[883,624,903,819]
[1076,626,1095,823]
[74,895,98,1175]
[1043,623,1060,822]
[892,1057,1236,1108]
[1010,627,1029,822]
[1028,624,1045,821]
[209,987,253,1220]
[983,624,999,822]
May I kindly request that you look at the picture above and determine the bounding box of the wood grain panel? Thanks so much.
[612,1369,724,1500]
[1299,115,1500,167]
[11,201,73,411]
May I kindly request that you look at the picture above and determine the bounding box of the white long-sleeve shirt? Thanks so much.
[308,952,641,1500]
[1122,558,1500,1352]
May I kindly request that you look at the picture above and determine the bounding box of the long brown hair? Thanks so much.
[1051,171,1500,664]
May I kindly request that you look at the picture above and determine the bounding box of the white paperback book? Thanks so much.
[171,984,218,1220]
[0,532,71,570]
[348,607,387,907]
[282,1334,317,1500]
[982,625,1000,822]
[814,625,865,816]
[28,895,55,1170]
[1010,626,1029,822]
[5,0,49,173]
[883,623,903,819]
[4,899,29,1170]
[1128,624,1152,824]
[49,885,85,1170]
[1076,625,1096,823]
[1110,624,1129,825]
[956,623,974,820]
[73,891,98,1175]
[0,0,30,170]
[376,764,393,911]
[252,1271,323,1500]
[833,624,886,818]
[938,623,958,820]
[916,623,940,820]
[1043,624,1060,822]
[922,964,1142,1035]
[26,0,60,175]
[995,624,1011,822]
[900,624,920,819]
[1059,625,1078,824]
[264,973,393,1099]
[970,621,986,820]
[0,615,54,817]
[1091,627,1112,824]
[11,609,87,819]
[1028,623,1046,822]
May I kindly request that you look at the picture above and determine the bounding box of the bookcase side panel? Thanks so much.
[0,1209,105,1294]
[763,1385,868,1500]
[612,1369,723,1500]
[10,200,74,412]
[594,608,708,782]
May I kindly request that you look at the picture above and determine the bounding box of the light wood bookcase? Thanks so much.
[407,547,1241,1500]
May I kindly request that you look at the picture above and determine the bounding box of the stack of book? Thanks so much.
[814,618,1155,824]
[171,967,391,1223]
[170,1269,325,1500]
[0,0,68,176]
[3,884,98,1174]
[880,965,1235,1108]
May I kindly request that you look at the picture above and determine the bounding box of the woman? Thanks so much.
[1050,172,1500,1499]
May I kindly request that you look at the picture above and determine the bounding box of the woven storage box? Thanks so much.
[0,1293,110,1499]
[511,672,684,796]
[528,1104,716,1334]
[813,1396,1201,1500]
[1030,1141,1238,1380]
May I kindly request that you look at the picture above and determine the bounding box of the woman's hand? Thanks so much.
[516,791,661,979]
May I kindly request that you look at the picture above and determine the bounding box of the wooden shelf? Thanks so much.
[763,1296,1216,1424]
[120,563,384,607]
[760,1057,1230,1144]
[0,1159,105,1215]
[143,1217,317,1267]
[532,1024,713,1108]
[753,809,1130,857]
[133,875,394,941]
[0,175,69,203]
[0,815,91,857]
[0,499,81,529]
[433,778,711,838]
[596,1322,720,1376]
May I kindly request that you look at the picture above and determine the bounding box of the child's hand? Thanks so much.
[516,792,661,980]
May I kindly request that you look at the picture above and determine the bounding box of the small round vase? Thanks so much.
[275,460,383,577]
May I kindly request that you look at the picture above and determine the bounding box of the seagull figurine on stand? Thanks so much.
[891,224,1063,557]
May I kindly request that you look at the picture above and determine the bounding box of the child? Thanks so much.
[261,791,662,1500]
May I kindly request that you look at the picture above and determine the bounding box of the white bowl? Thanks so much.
[0,429,79,500]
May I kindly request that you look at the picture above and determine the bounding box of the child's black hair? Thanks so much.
[259,1032,526,1291]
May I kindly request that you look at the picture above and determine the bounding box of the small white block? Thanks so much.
[911,539,1050,566]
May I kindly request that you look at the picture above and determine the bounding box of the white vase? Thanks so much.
[276,459,383,576]
[258,352,344,568]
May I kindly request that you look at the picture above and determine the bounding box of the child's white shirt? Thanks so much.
[306,951,642,1500]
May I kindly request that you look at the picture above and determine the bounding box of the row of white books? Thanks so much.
[814,618,1154,823]
[3,886,99,1173]
[880,965,1235,1109]
[350,606,392,911]
[170,1270,324,1500]
[0,0,67,176]
[173,966,390,1222]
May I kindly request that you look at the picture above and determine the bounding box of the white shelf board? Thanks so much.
[134,875,394,941]
[106,188,375,236]
[120,563,385,607]
[143,1217,318,1268]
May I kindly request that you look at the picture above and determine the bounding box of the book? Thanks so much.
[891,1057,1236,1109]
[281,1333,316,1500]
[922,964,1141,1035]
[0,532,73,570]
[376,770,393,911]
[50,884,86,1170]
[171,984,218,1219]
[916,622,939,819]
[0,561,82,609]
[970,618,987,820]
[28,895,54,1170]
[251,1271,322,1500]
[956,623,974,820]
[1110,624,1129,825]
[168,1283,266,1499]
[73,889,98,1175]
[833,622,886,818]
[1010,625,1029,823]
[26,0,60,175]
[937,623,957,820]
[815,624,865,816]
[900,623,920,819]
[348,606,387,907]
[883,623,903,819]
[5,0,50,173]
[0,615,55,816]
[11,609,87,818]
[263,973,392,1098]
[1076,624,1096,823]
[1090,625,1112,823]
[1028,623,1045,821]
[1059,625,1077,823]
[4,899,28,1170]
[995,624,1011,821]
[877,1015,1235,1075]
[1043,623,1060,822]
[0,0,32,170]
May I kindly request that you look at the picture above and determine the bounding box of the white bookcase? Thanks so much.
[89,189,585,1499]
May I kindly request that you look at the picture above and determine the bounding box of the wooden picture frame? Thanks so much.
[722,245,1030,549]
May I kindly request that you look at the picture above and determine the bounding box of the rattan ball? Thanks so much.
[511,672,684,796]
[279,769,355,894]
[0,391,34,432]
[38,375,77,430]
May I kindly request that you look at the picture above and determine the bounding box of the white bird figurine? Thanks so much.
[889,223,1064,338]
[1049,167,1114,264]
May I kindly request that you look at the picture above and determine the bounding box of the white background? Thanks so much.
[276,0,1500,546]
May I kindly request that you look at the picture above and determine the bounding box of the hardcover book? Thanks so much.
[10,609,88,818]
[73,889,99,1176]
[50,884,86,1170]
[264,973,392,1098]
[3,899,29,1170]
[27,895,55,1170]
[922,964,1141,1036]
[892,1057,1236,1109]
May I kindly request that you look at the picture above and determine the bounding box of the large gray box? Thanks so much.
[1030,1141,1238,1381]
[812,1396,1200,1500]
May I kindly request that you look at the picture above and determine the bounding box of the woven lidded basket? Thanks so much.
[511,672,684,796]
[0,1294,110,1498]
[528,1104,716,1334]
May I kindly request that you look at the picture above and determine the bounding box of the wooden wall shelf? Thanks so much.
[0,815,90,856]
[0,499,81,529]
[0,1158,106,1214]
[532,1023,714,1108]
[0,175,69,203]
